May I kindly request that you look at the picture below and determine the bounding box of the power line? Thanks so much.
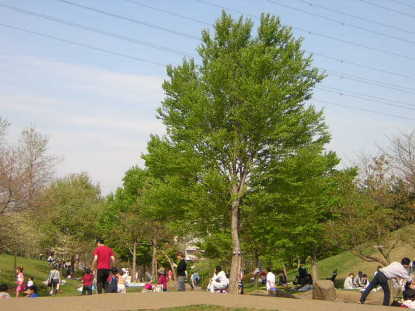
[292,0,415,35]
[267,0,415,45]
[0,22,165,67]
[3,2,413,95]
[317,86,415,111]
[195,0,415,62]
[387,0,415,10]
[355,0,415,19]
[0,3,194,58]
[324,70,415,95]
[311,52,409,79]
[1,22,413,121]
[312,98,415,121]
[122,0,210,26]
[54,0,199,41]
[106,0,413,79]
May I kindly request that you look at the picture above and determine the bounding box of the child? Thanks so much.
[106,268,118,293]
[0,284,10,299]
[81,268,94,295]
[16,266,25,297]
[116,270,127,294]
[27,276,34,288]
[143,281,153,293]
[25,285,39,298]
[158,271,168,292]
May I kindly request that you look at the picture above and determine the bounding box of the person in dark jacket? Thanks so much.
[176,253,187,291]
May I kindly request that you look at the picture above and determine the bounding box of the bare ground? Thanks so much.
[0,291,398,311]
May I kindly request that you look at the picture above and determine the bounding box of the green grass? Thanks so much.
[138,305,277,311]
[0,253,81,297]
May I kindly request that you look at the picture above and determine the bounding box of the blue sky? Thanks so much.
[0,0,414,194]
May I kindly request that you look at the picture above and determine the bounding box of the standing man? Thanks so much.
[91,239,115,294]
[176,253,187,291]
[360,257,412,306]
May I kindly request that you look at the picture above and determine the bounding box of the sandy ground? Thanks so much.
[0,291,398,311]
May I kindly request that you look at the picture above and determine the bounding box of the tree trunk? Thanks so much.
[162,250,177,280]
[151,239,157,282]
[282,263,288,281]
[311,255,319,284]
[229,197,242,295]
[132,242,137,282]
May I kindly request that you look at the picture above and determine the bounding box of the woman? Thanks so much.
[16,266,25,298]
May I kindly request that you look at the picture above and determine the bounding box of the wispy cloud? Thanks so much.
[1,55,165,193]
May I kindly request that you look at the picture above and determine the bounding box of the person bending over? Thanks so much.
[360,257,412,306]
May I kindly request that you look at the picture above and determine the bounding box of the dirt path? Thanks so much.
[0,291,398,311]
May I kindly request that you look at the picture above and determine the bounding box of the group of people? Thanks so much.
[0,266,40,299]
[344,271,370,291]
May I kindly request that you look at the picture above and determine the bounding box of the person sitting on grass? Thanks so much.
[81,268,94,295]
[25,286,40,298]
[360,257,412,306]
[207,266,229,293]
[344,273,356,290]
[0,284,10,299]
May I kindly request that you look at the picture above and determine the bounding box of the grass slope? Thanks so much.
[317,245,415,284]
[0,254,80,297]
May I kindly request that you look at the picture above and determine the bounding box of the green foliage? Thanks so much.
[37,173,102,257]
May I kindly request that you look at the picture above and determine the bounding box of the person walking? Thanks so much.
[47,264,61,295]
[176,253,187,291]
[360,257,412,306]
[91,239,115,294]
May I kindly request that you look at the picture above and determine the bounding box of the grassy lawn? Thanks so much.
[0,253,81,297]
[138,306,277,311]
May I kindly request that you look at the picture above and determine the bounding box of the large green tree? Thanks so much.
[153,12,329,293]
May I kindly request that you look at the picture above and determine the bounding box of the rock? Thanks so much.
[312,280,336,301]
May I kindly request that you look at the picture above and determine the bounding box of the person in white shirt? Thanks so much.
[208,266,229,293]
[266,267,276,294]
[360,257,412,306]
[344,273,356,290]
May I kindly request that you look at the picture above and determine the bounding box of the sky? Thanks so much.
[0,0,414,194]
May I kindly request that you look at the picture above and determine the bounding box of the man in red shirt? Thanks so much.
[92,239,115,294]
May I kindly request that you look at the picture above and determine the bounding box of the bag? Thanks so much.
[47,280,52,287]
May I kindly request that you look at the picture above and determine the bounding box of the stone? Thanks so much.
[312,280,336,301]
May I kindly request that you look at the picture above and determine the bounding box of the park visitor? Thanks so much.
[15,266,25,298]
[158,270,168,292]
[81,268,94,295]
[344,273,356,290]
[106,267,118,293]
[116,269,127,294]
[354,271,364,288]
[27,276,34,288]
[48,264,61,295]
[207,266,229,293]
[25,285,39,298]
[0,283,10,299]
[92,239,115,294]
[266,267,276,295]
[360,257,412,306]
[176,252,187,291]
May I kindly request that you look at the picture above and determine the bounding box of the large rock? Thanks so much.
[312,280,336,301]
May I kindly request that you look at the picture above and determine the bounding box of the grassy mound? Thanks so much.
[0,253,80,297]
